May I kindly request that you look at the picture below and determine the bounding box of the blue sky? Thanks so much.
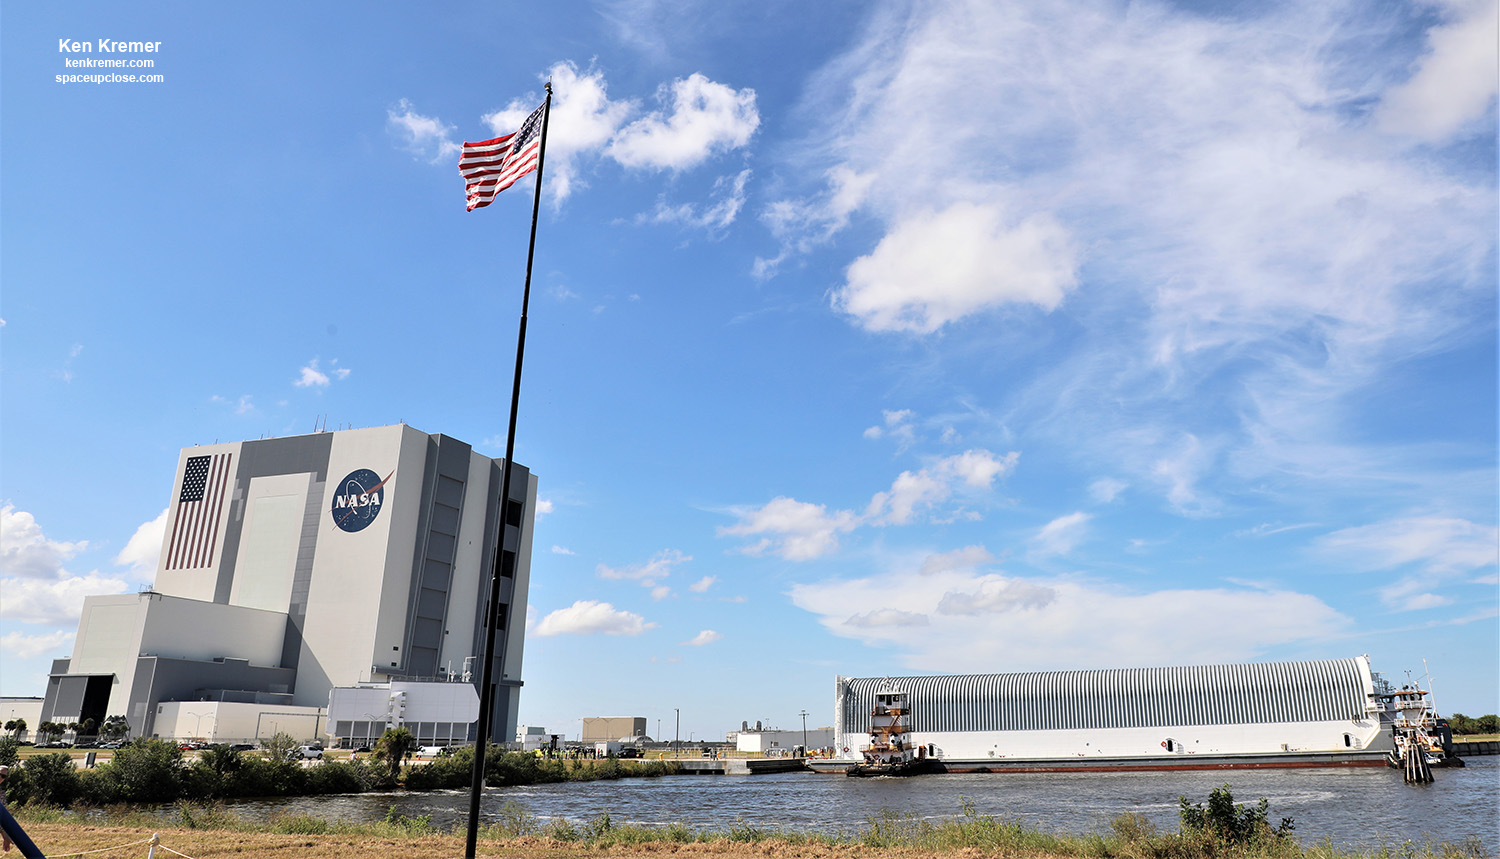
[2,0,1496,741]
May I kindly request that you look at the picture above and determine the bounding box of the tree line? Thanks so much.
[0,728,680,808]
[1446,713,1499,735]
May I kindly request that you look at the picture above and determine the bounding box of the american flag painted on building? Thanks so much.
[164,452,233,571]
[458,101,546,211]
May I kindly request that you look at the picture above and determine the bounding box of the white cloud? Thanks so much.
[722,449,1017,559]
[689,575,716,593]
[0,629,74,659]
[937,576,1056,615]
[550,545,576,555]
[535,499,555,518]
[847,609,929,628]
[1089,478,1127,504]
[718,497,859,561]
[1151,435,1216,516]
[607,73,759,170]
[0,573,130,625]
[387,99,461,163]
[1316,516,1498,610]
[485,62,634,202]
[639,170,750,232]
[789,561,1349,672]
[597,549,691,587]
[863,409,915,443]
[834,203,1078,334]
[1375,0,1499,142]
[1317,516,1498,574]
[0,503,87,579]
[211,394,256,415]
[865,450,1018,525]
[1030,512,1091,558]
[650,585,672,601]
[681,629,721,646]
[918,545,995,576]
[294,358,350,389]
[114,509,167,578]
[533,600,657,636]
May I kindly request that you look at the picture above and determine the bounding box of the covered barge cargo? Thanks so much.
[812,655,1420,774]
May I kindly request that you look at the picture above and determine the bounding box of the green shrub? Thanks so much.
[305,759,370,794]
[100,739,185,803]
[0,736,19,767]
[1179,784,1295,844]
[16,753,82,806]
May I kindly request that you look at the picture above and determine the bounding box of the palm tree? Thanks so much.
[374,727,417,782]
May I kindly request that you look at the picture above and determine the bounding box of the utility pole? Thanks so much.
[800,709,808,754]
[675,708,680,748]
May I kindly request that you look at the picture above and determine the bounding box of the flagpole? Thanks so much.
[465,80,551,859]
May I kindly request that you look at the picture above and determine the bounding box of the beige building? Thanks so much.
[582,716,647,742]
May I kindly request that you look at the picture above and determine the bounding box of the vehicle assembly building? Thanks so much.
[39,424,535,744]
[820,655,1402,772]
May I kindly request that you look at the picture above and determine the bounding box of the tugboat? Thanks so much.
[1374,675,1465,784]
[846,686,939,777]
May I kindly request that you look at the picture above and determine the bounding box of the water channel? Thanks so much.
[204,757,1497,852]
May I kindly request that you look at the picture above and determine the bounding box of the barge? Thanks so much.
[809,655,1450,775]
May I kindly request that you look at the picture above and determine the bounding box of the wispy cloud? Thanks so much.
[721,449,1018,559]
[387,98,460,163]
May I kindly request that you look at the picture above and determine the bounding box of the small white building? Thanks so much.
[155,700,325,744]
[326,680,479,748]
[515,725,555,751]
[733,727,835,754]
[1,698,45,740]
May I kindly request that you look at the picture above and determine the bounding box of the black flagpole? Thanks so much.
[465,80,551,859]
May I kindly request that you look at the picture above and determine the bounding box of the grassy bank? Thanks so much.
[13,801,1489,859]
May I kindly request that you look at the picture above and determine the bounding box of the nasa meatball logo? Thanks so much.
[330,468,393,533]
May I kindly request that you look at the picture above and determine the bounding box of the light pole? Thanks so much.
[187,710,215,741]
[800,709,808,755]
[674,708,680,749]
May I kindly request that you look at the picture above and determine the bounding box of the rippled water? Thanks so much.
[209,757,1498,851]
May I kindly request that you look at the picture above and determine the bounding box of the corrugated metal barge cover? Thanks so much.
[841,658,1366,733]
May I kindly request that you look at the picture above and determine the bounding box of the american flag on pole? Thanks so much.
[458,101,546,211]
[164,452,233,571]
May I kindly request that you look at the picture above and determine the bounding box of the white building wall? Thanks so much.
[153,442,243,602]
[229,473,313,614]
[155,700,325,743]
[736,728,835,753]
[296,425,421,706]
[1,699,45,736]
[888,719,1384,762]
[139,594,286,666]
[69,595,150,719]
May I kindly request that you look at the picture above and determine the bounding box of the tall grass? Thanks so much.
[13,800,1489,859]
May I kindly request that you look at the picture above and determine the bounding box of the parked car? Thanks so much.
[618,747,643,759]
[295,745,324,759]
[229,743,255,751]
[100,740,126,749]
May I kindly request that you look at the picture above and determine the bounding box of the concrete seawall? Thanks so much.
[674,758,808,775]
